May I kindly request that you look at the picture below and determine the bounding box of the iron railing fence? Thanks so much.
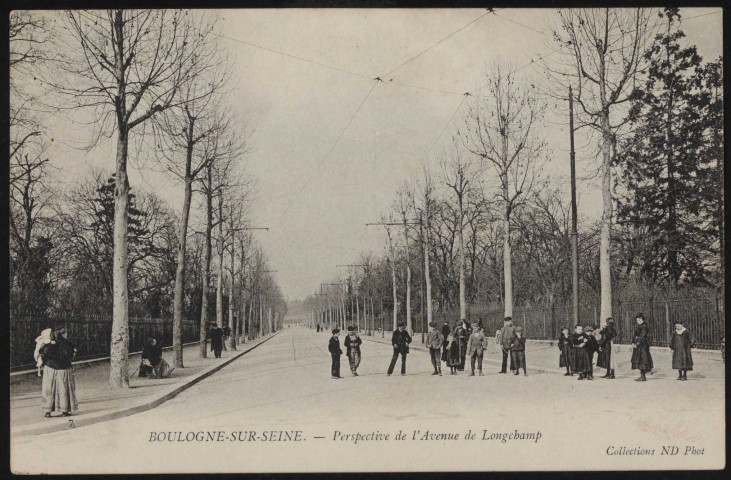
[10,312,200,370]
[380,296,724,350]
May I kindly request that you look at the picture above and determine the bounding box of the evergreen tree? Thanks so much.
[615,8,720,288]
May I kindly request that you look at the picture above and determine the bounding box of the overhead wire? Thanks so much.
[380,9,502,79]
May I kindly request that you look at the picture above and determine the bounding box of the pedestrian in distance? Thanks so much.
[499,317,516,373]
[440,321,451,363]
[453,320,469,371]
[222,325,231,351]
[329,328,343,379]
[597,318,618,379]
[426,321,444,376]
[669,321,694,381]
[584,326,600,380]
[631,313,654,382]
[570,325,591,380]
[387,322,412,376]
[141,338,175,379]
[510,326,528,376]
[467,322,486,376]
[39,323,78,418]
[558,326,573,376]
[209,324,224,359]
[344,325,362,376]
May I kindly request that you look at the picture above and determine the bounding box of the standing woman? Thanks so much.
[597,318,617,379]
[631,313,654,381]
[558,326,573,376]
[669,321,694,381]
[39,323,78,418]
[440,321,451,363]
[454,320,469,372]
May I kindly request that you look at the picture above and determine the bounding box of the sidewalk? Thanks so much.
[363,334,726,379]
[11,334,277,436]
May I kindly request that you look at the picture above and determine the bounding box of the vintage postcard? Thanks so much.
[8,7,725,473]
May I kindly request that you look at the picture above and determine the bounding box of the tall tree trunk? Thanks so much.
[599,109,613,323]
[228,238,236,349]
[216,195,224,328]
[199,166,213,358]
[458,201,467,321]
[110,128,130,389]
[502,192,513,318]
[423,217,433,327]
[403,222,412,334]
[172,176,192,368]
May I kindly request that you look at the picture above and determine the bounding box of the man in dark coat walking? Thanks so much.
[209,325,224,358]
[387,322,412,376]
[499,317,515,373]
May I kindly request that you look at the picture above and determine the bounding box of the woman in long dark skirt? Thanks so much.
[39,324,78,418]
[570,325,591,380]
[631,313,653,381]
[558,326,573,376]
[441,321,451,362]
[669,321,694,381]
[453,322,469,371]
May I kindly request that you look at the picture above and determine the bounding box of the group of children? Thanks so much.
[557,314,696,381]
[327,312,702,381]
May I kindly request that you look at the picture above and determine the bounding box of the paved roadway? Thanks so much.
[11,327,725,473]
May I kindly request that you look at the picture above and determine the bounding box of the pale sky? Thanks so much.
[34,8,723,301]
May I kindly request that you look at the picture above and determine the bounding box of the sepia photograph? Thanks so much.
[7,5,726,474]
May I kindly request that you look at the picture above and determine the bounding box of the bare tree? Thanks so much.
[462,61,546,318]
[441,149,477,322]
[545,8,657,324]
[54,10,212,388]
[153,20,231,366]
[396,186,414,334]
[382,216,399,331]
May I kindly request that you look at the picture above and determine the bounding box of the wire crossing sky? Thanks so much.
[43,8,723,301]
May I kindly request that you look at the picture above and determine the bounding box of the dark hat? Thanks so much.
[347,325,354,331]
[332,328,340,334]
[504,316,512,322]
[429,321,438,328]
[585,326,594,332]
[51,322,66,332]
[606,317,615,324]
[397,321,405,327]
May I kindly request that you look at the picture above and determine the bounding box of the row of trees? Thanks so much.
[9,10,287,388]
[303,8,723,334]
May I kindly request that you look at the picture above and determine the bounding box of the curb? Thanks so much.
[12,332,280,438]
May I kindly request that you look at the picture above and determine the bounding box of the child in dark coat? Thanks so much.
[584,326,600,380]
[510,326,527,376]
[328,328,343,379]
[669,321,694,381]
